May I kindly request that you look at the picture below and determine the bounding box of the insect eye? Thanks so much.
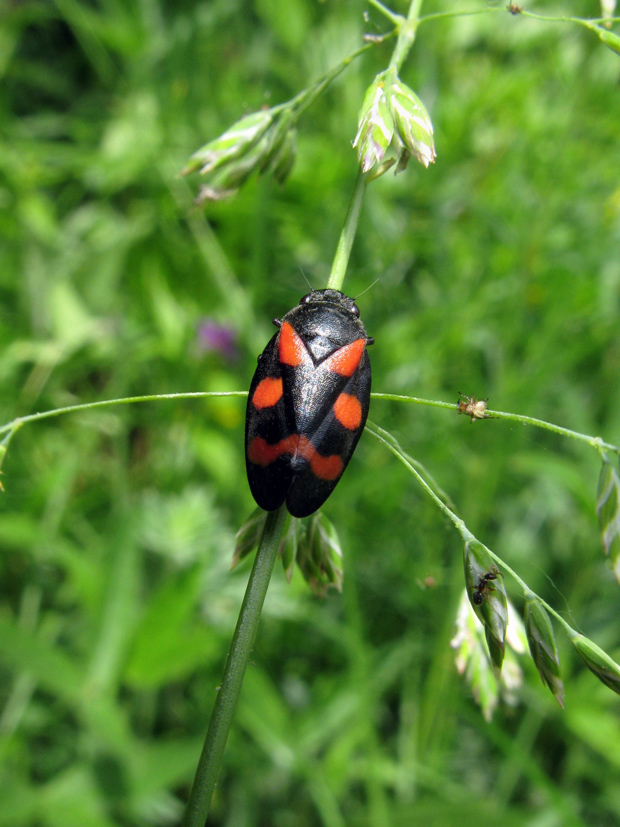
[300,293,312,304]
[351,303,360,317]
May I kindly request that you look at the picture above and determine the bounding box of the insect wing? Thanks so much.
[245,332,296,512]
[285,347,371,518]
[245,289,373,519]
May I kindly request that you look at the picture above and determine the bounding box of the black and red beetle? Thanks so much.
[245,289,373,518]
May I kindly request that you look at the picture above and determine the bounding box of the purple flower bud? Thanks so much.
[196,320,239,362]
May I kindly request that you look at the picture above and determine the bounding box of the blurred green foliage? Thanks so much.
[1,0,620,825]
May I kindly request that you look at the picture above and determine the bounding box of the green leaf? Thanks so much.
[42,766,119,827]
[124,566,218,688]
[596,454,620,582]
[0,616,84,703]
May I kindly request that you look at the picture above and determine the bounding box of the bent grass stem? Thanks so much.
[366,422,588,641]
[1,391,617,459]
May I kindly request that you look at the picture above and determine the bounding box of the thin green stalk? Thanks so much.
[327,170,367,291]
[371,392,455,412]
[418,7,504,26]
[271,37,394,135]
[516,9,620,55]
[484,407,620,457]
[368,421,455,508]
[518,9,620,25]
[389,0,423,72]
[2,390,617,459]
[367,421,468,534]
[415,6,619,28]
[182,506,288,827]
[327,0,426,294]
[289,42,379,120]
[0,392,247,438]
[367,0,403,27]
[371,392,620,456]
[366,422,582,641]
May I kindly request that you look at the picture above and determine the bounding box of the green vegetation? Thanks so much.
[1,0,620,825]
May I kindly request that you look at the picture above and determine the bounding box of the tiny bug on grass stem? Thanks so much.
[472,565,503,605]
[457,392,494,423]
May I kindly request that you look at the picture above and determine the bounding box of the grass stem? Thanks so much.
[182,506,288,826]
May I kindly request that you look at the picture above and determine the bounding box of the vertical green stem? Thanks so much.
[326,0,424,296]
[182,506,288,827]
[326,170,367,292]
[182,2,427,819]
[389,0,423,71]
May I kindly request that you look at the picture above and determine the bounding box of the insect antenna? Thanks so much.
[299,268,314,291]
[354,276,382,300]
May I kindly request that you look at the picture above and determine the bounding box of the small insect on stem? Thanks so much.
[472,565,503,606]
[457,392,494,423]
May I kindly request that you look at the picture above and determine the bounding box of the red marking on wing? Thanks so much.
[248,434,343,481]
[333,393,362,430]
[309,453,343,481]
[252,377,283,409]
[295,436,343,480]
[248,435,299,466]
[321,339,366,377]
[279,322,311,367]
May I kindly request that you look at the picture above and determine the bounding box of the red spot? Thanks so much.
[321,339,365,377]
[295,436,343,480]
[333,393,362,430]
[279,322,310,367]
[248,433,343,481]
[248,435,299,466]
[310,453,343,481]
[252,377,283,409]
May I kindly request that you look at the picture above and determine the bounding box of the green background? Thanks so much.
[1,0,620,824]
